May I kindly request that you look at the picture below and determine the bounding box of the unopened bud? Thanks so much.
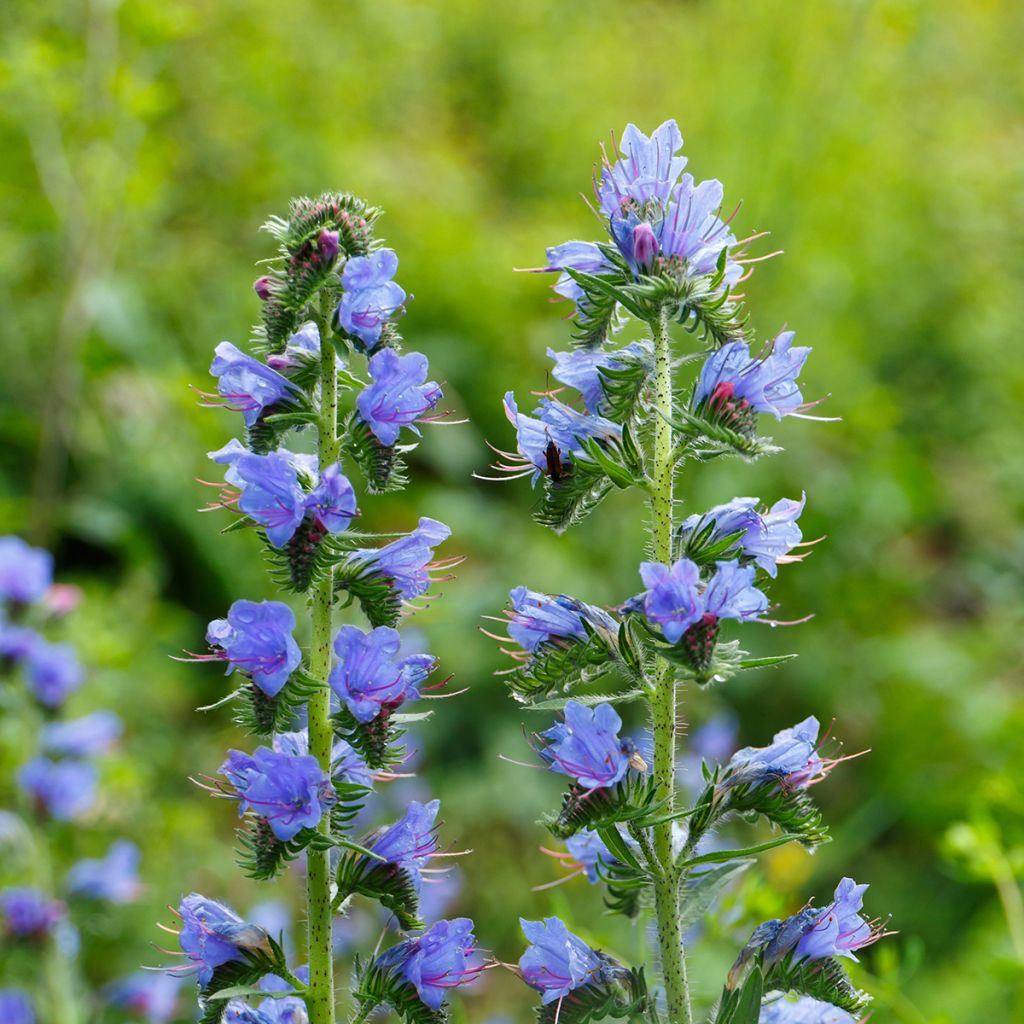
[253,276,273,301]
[632,222,659,271]
[318,229,340,263]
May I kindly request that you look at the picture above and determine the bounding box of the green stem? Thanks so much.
[306,311,340,1024]
[649,307,692,1024]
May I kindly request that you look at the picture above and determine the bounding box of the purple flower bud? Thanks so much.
[220,746,335,842]
[375,918,480,1010]
[177,893,270,987]
[370,799,440,880]
[539,701,636,790]
[329,625,435,723]
[206,600,301,698]
[632,222,659,271]
[519,916,602,1004]
[0,537,53,605]
[25,641,84,708]
[105,973,182,1023]
[67,840,141,903]
[356,349,442,447]
[318,228,340,262]
[0,887,64,938]
[41,711,122,757]
[352,517,451,601]
[0,990,35,1024]
[17,757,97,820]
[253,276,274,301]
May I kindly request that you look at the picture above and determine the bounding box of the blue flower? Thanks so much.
[353,517,452,600]
[726,717,824,790]
[376,918,480,1010]
[265,321,321,374]
[338,248,406,349]
[503,392,622,484]
[41,711,122,757]
[357,349,442,446]
[219,746,335,842]
[506,586,616,654]
[565,829,616,884]
[25,641,84,708]
[759,995,855,1024]
[0,624,41,663]
[273,730,374,789]
[330,625,435,723]
[67,840,141,902]
[539,700,636,790]
[680,494,806,577]
[794,877,883,963]
[0,886,63,938]
[695,332,812,424]
[223,1003,274,1024]
[206,600,302,698]
[597,119,687,217]
[209,342,299,426]
[17,757,97,820]
[104,972,182,1024]
[370,799,440,882]
[703,560,770,621]
[255,967,310,1024]
[519,917,602,1005]
[0,537,53,605]
[0,989,35,1024]
[656,173,739,278]
[176,893,270,987]
[546,342,650,415]
[303,462,358,534]
[542,241,611,317]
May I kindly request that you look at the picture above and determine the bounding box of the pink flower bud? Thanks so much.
[318,229,340,263]
[43,584,82,618]
[632,223,659,271]
[253,276,273,301]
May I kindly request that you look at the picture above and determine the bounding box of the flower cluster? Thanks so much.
[0,537,142,1020]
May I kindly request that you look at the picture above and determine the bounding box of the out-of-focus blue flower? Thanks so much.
[105,972,182,1024]
[503,392,622,484]
[539,701,636,790]
[206,600,302,698]
[636,559,768,644]
[546,342,650,416]
[209,443,357,548]
[0,989,35,1024]
[0,537,53,605]
[177,893,270,987]
[338,249,406,350]
[352,517,451,601]
[794,877,882,963]
[25,641,84,708]
[759,995,855,1024]
[370,799,440,883]
[0,887,63,937]
[256,966,310,1024]
[41,711,122,757]
[17,757,97,820]
[357,349,442,447]
[67,840,141,903]
[209,342,299,426]
[542,241,611,316]
[375,918,479,1010]
[0,624,40,662]
[680,495,806,578]
[223,1001,274,1024]
[329,625,434,723]
[519,917,602,1005]
[727,717,824,790]
[506,587,615,654]
[565,829,615,884]
[597,119,686,216]
[696,333,812,424]
[220,746,335,842]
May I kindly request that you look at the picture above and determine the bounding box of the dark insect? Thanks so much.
[544,440,570,482]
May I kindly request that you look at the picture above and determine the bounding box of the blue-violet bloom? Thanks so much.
[67,840,141,903]
[25,641,84,708]
[176,893,270,987]
[506,586,616,654]
[338,248,406,349]
[205,600,302,698]
[519,917,602,1005]
[546,342,650,416]
[18,757,97,820]
[209,342,299,426]
[539,700,639,790]
[375,918,480,1010]
[357,349,442,447]
[352,517,451,601]
[0,989,35,1024]
[41,710,122,757]
[759,995,855,1024]
[0,537,53,605]
[0,887,63,937]
[369,799,440,882]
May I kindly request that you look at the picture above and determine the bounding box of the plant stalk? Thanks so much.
[306,311,340,1024]
[649,307,692,1024]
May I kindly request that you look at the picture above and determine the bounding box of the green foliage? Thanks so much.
[345,412,411,494]
[763,956,872,1017]
[335,851,423,930]
[534,963,651,1024]
[331,704,409,770]
[542,773,662,841]
[233,670,325,737]
[333,558,404,628]
[351,955,448,1024]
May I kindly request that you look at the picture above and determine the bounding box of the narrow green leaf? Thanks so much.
[680,834,800,869]
[677,860,752,933]
[522,688,646,711]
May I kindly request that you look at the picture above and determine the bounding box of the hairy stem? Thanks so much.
[306,310,340,1024]
[649,307,691,1024]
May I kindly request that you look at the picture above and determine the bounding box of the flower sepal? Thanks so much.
[330,703,417,771]
[332,557,404,628]
[195,934,290,1024]
[344,411,413,494]
[350,955,443,1024]
[232,667,325,738]
[534,959,651,1024]
[541,771,662,841]
[334,850,423,932]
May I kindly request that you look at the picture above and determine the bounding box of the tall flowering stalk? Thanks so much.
[488,122,891,1024]
[0,538,151,1022]
[171,195,481,1024]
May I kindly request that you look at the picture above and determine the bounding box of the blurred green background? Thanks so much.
[2,0,1023,1020]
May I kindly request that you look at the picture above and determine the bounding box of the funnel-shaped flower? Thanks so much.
[25,641,84,708]
[369,799,440,883]
[357,349,442,446]
[17,757,97,820]
[0,887,63,938]
[205,600,301,698]
[338,248,406,349]
[352,517,451,601]
[375,918,480,1010]
[519,917,602,1005]
[506,587,615,654]
[209,343,299,426]
[726,717,824,790]
[597,119,687,216]
[539,700,635,790]
[177,893,270,987]
[41,711,122,757]
[67,840,141,903]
